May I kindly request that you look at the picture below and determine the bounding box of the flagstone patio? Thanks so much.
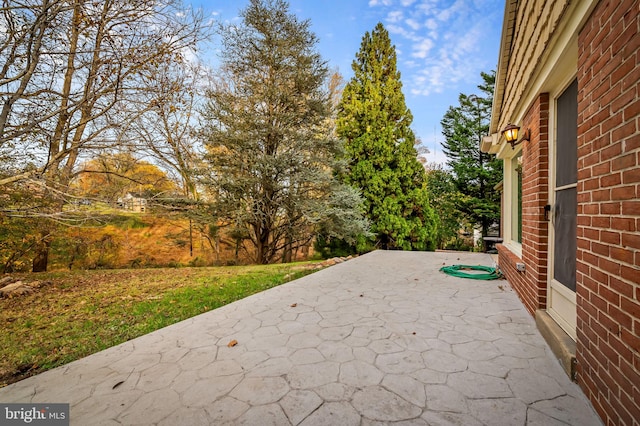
[0,251,602,425]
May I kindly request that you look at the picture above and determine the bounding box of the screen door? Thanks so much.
[549,79,578,340]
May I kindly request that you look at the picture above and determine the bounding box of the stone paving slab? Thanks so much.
[0,251,603,425]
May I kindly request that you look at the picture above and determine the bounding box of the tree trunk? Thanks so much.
[189,219,193,257]
[256,228,271,264]
[380,233,389,250]
[32,232,51,272]
[282,234,292,263]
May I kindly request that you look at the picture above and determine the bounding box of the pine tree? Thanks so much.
[441,71,502,238]
[201,0,367,264]
[337,23,437,251]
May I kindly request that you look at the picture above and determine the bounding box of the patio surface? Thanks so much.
[0,251,602,425]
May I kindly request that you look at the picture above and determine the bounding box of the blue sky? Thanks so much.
[195,0,504,164]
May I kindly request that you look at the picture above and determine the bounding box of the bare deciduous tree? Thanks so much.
[127,59,209,257]
[130,59,204,200]
[0,0,209,271]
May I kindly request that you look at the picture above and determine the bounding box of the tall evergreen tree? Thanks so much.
[337,23,437,251]
[441,71,502,238]
[201,0,367,264]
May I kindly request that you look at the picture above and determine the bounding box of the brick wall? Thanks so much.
[521,94,550,310]
[576,0,640,424]
[497,93,550,315]
[498,245,535,313]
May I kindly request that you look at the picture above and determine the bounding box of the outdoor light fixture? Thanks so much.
[502,123,530,149]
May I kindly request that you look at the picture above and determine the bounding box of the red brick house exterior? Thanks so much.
[483,1,639,424]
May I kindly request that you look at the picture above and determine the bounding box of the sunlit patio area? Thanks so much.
[0,251,602,425]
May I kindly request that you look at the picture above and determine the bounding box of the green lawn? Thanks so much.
[0,262,319,387]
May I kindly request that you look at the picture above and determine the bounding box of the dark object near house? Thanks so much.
[482,236,503,253]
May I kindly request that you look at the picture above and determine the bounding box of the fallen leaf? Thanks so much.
[227,339,238,347]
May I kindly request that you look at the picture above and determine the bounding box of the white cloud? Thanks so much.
[387,10,404,23]
[367,0,499,97]
[424,18,437,31]
[436,0,465,22]
[412,38,433,58]
[405,18,421,30]
[387,24,420,42]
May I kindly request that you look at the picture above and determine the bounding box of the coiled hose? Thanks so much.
[439,264,503,280]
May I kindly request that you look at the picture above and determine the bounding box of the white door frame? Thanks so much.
[547,77,578,341]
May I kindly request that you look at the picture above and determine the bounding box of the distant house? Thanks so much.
[117,193,147,213]
[482,1,639,424]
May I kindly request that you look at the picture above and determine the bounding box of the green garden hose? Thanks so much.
[439,264,503,280]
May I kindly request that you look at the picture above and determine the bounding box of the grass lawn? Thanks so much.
[0,262,320,387]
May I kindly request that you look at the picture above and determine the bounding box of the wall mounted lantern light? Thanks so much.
[502,123,531,149]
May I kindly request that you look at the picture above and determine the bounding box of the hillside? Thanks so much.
[48,214,251,270]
